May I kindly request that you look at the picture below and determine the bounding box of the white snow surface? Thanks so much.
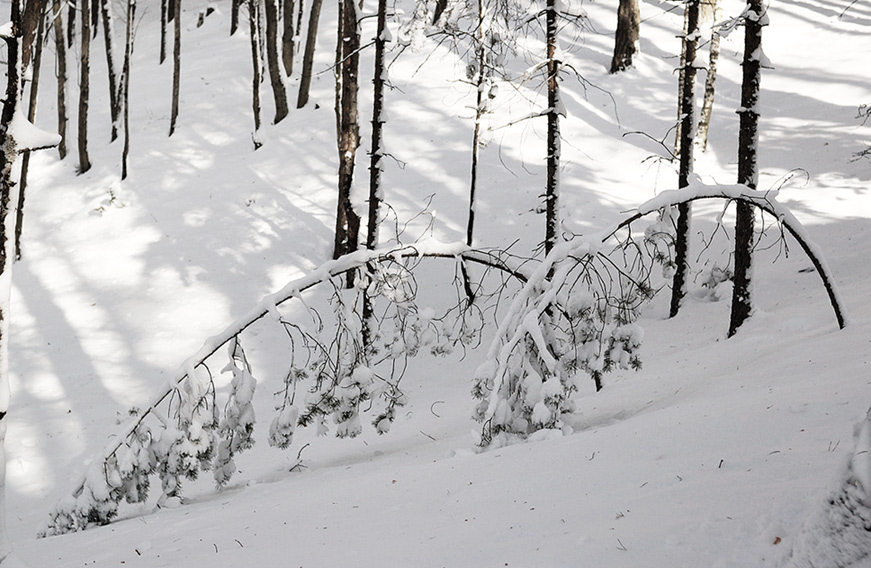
[5,0,871,566]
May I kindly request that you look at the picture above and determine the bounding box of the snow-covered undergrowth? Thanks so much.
[4,0,871,565]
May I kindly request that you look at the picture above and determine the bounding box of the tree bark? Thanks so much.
[248,0,263,146]
[696,0,720,151]
[366,0,387,251]
[99,0,121,141]
[333,0,361,267]
[282,0,295,75]
[169,0,181,136]
[160,0,167,63]
[728,0,764,337]
[122,0,136,180]
[544,0,560,255]
[78,0,92,173]
[67,0,75,48]
[669,0,700,318]
[52,0,68,159]
[610,0,639,73]
[264,0,289,123]
[297,0,323,108]
[231,0,243,35]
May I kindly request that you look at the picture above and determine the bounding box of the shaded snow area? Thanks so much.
[5,0,871,566]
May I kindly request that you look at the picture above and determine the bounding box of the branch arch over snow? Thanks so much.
[47,241,531,533]
[608,180,847,330]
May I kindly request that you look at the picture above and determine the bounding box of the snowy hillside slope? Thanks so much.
[3,0,871,565]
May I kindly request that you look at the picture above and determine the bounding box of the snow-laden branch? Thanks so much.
[43,241,531,535]
[608,178,847,330]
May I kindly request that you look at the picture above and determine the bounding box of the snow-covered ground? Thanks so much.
[5,0,871,565]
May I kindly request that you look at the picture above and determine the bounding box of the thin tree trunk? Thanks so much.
[248,0,263,146]
[366,0,387,251]
[610,0,639,73]
[99,0,121,141]
[52,0,68,159]
[544,0,560,255]
[264,0,289,123]
[728,0,764,337]
[231,0,243,35]
[297,0,322,108]
[67,0,75,48]
[16,0,47,261]
[160,0,167,63]
[282,0,295,75]
[169,0,181,136]
[122,0,136,180]
[78,0,92,173]
[90,0,98,36]
[333,0,361,266]
[669,0,700,318]
[696,0,720,151]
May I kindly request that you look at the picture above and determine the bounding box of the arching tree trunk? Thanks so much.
[264,0,289,123]
[297,0,323,108]
[78,0,92,173]
[728,0,764,337]
[669,0,700,318]
[610,0,639,73]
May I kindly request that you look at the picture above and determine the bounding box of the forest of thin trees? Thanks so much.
[0,0,854,552]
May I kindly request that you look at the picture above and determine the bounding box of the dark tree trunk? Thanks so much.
[248,0,263,146]
[333,0,361,265]
[610,0,639,73]
[122,0,136,180]
[99,0,121,141]
[90,0,98,36]
[21,0,43,70]
[696,0,720,151]
[282,0,295,75]
[264,0,289,123]
[297,0,323,108]
[78,0,92,173]
[231,0,243,35]
[728,0,764,337]
[67,0,75,48]
[669,0,700,318]
[366,0,387,251]
[160,0,167,63]
[52,0,68,159]
[16,0,47,260]
[169,0,181,136]
[544,0,560,255]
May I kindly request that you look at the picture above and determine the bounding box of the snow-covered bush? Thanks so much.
[473,235,653,447]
